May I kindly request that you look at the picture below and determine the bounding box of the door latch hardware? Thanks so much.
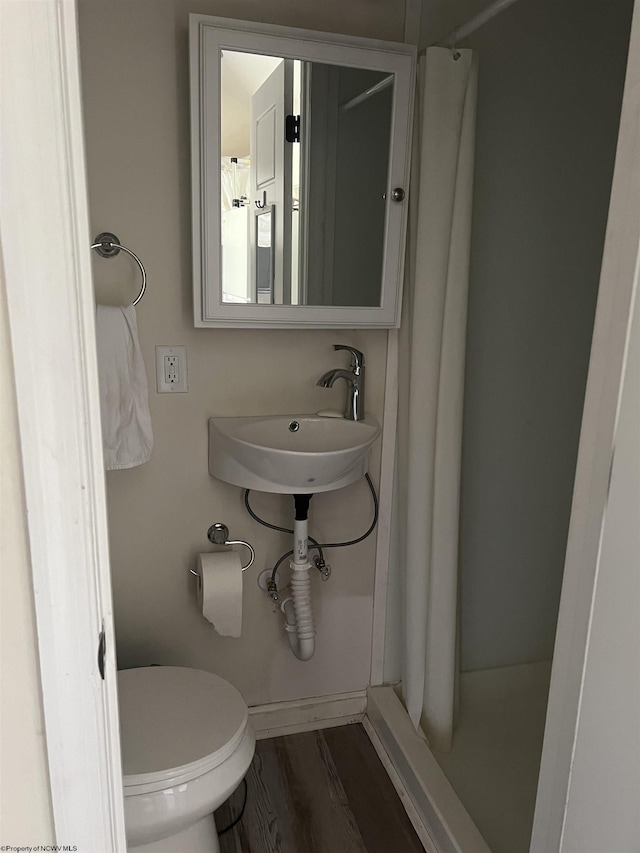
[98,622,106,680]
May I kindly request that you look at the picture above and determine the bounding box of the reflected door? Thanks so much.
[250,59,293,304]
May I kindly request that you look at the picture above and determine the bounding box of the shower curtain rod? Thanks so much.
[341,74,394,112]
[425,0,522,51]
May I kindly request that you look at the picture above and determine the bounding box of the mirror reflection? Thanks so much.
[220,49,394,307]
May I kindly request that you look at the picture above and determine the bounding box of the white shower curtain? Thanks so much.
[397,47,478,752]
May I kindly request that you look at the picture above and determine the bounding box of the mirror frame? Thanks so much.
[190,15,416,328]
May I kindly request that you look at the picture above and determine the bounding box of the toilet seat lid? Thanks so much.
[118,666,249,788]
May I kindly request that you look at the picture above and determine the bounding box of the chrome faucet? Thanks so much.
[317,345,366,421]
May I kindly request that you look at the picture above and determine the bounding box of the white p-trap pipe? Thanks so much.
[283,514,316,661]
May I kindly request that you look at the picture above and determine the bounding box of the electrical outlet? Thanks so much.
[164,355,179,384]
[156,346,188,393]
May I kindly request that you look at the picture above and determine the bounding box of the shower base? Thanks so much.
[434,661,552,853]
[366,660,552,853]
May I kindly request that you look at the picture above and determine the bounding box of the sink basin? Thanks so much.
[209,414,380,493]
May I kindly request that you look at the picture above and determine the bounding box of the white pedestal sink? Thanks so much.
[208,413,380,494]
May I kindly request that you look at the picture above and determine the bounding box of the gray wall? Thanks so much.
[419,0,494,46]
[459,0,633,671]
[332,68,393,306]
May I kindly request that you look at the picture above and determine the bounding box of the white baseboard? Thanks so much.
[249,690,367,740]
[366,686,491,853]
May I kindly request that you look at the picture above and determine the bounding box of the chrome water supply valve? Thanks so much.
[266,578,279,602]
[314,555,332,581]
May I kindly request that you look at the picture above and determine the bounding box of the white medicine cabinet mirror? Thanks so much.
[190,15,416,328]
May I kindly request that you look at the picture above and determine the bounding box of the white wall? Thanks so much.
[0,267,54,842]
[77,0,405,706]
[457,0,634,670]
[559,278,639,853]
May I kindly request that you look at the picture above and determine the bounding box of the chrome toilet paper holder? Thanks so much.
[189,523,255,583]
[206,523,255,570]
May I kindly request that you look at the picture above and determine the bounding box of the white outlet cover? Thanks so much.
[155,345,188,393]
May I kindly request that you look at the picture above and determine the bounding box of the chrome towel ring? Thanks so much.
[90,231,147,306]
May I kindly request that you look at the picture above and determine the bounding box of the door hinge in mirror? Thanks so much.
[285,114,300,143]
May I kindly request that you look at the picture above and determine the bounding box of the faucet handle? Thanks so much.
[333,344,365,372]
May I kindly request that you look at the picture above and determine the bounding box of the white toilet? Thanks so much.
[118,666,255,852]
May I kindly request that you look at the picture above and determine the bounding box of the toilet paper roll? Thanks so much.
[196,551,243,637]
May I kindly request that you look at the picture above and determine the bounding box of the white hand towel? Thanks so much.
[96,305,153,470]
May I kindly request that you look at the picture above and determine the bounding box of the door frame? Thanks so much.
[1,0,126,848]
[1,0,638,848]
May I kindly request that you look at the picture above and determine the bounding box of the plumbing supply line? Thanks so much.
[262,473,380,586]
[243,476,378,583]
[313,473,379,548]
[243,490,325,564]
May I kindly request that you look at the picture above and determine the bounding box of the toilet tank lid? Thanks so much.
[118,666,249,781]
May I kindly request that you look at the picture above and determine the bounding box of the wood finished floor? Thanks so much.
[215,724,423,853]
